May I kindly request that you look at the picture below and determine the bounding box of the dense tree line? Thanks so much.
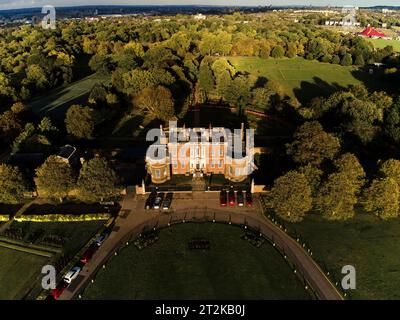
[0,156,120,204]
[1,12,398,113]
[268,117,400,222]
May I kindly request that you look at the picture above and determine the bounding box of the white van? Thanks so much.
[63,266,81,284]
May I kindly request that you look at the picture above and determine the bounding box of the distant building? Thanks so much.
[193,13,206,20]
[145,125,254,184]
[56,145,78,165]
[324,20,361,27]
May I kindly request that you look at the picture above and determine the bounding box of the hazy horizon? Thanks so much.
[1,0,399,11]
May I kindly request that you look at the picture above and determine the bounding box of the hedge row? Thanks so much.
[0,236,62,254]
[0,241,54,257]
[14,213,112,222]
[0,215,10,222]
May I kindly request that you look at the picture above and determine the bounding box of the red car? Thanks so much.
[228,189,235,206]
[245,191,253,207]
[220,190,227,207]
[51,282,68,300]
[80,245,97,264]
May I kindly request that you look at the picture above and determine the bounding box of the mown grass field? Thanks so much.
[0,247,48,300]
[286,213,400,300]
[367,38,400,52]
[228,57,367,102]
[83,223,311,300]
[28,73,109,120]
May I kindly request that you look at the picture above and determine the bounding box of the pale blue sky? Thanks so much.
[0,0,399,10]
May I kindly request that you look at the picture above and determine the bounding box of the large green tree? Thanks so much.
[77,157,119,203]
[65,105,96,140]
[286,121,340,166]
[133,85,175,121]
[333,153,366,190]
[315,172,359,221]
[379,159,400,186]
[269,171,312,222]
[0,164,28,204]
[362,178,399,219]
[34,156,75,202]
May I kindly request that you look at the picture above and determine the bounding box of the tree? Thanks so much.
[38,117,58,134]
[340,53,353,66]
[198,62,215,96]
[0,164,28,204]
[65,105,96,140]
[354,54,365,66]
[0,110,22,143]
[34,155,75,202]
[362,178,399,219]
[223,75,252,112]
[269,171,312,222]
[120,68,174,96]
[12,123,35,153]
[379,159,400,186]
[10,102,26,114]
[385,97,400,143]
[25,64,48,89]
[251,86,275,111]
[77,157,119,202]
[333,153,365,190]
[133,86,175,121]
[298,164,323,197]
[286,121,340,166]
[315,172,359,221]
[271,45,285,58]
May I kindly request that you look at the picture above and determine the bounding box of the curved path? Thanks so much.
[60,193,343,300]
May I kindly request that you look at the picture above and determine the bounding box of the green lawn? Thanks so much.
[285,213,400,300]
[83,223,311,300]
[367,38,400,52]
[0,247,48,300]
[0,221,105,300]
[28,73,110,120]
[228,57,366,102]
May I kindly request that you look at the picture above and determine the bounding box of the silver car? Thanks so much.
[153,193,164,209]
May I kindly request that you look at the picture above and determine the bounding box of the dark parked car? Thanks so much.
[245,191,253,207]
[94,230,110,247]
[145,192,157,210]
[228,188,235,206]
[220,190,227,207]
[80,244,97,264]
[237,190,244,207]
[153,193,164,209]
[162,193,173,210]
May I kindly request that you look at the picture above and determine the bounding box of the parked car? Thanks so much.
[145,192,157,210]
[245,191,253,207]
[80,244,97,264]
[63,266,81,284]
[220,190,228,207]
[153,193,164,209]
[94,230,110,247]
[237,190,244,207]
[162,193,173,210]
[228,188,235,206]
[50,281,68,300]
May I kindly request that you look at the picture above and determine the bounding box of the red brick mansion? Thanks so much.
[145,124,255,184]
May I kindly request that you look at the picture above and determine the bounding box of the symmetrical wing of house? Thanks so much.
[145,125,255,184]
